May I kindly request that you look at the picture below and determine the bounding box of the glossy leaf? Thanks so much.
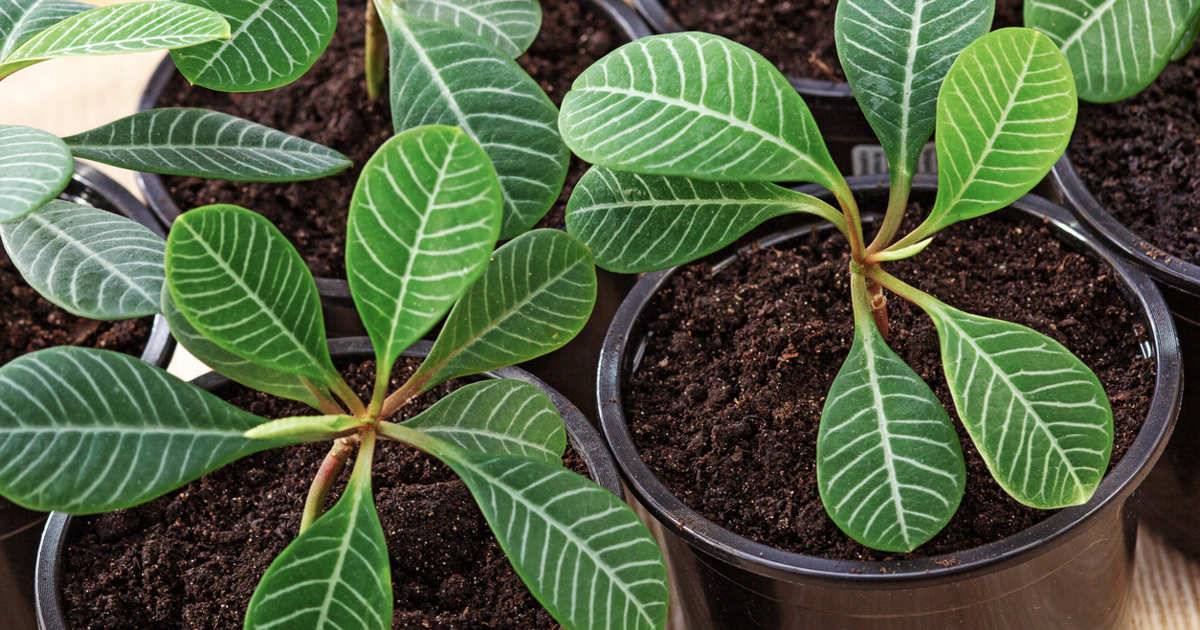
[920,28,1076,237]
[0,347,274,514]
[817,277,963,553]
[835,0,991,184]
[170,0,337,92]
[1026,0,1200,102]
[559,33,843,192]
[63,108,351,183]
[435,446,668,630]
[923,300,1113,508]
[566,166,845,273]
[0,0,90,60]
[346,126,500,376]
[165,204,337,385]
[405,0,540,57]
[413,229,596,391]
[0,124,72,222]
[397,380,565,464]
[161,284,323,409]
[244,414,361,441]
[0,1,230,79]
[0,200,164,319]
[244,438,391,630]
[380,1,568,238]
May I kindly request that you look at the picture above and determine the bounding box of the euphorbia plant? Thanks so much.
[557,1,1110,553]
[0,125,669,629]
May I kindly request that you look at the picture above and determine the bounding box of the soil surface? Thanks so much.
[623,204,1155,561]
[62,357,588,629]
[659,0,1024,81]
[157,0,619,277]
[1069,52,1200,266]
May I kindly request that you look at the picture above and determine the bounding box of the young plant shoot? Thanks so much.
[0,124,669,630]
[558,1,1109,553]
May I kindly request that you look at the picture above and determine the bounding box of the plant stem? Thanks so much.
[864,266,939,311]
[364,0,387,99]
[328,376,367,417]
[832,181,867,263]
[379,371,429,420]
[867,172,912,252]
[350,427,377,483]
[300,438,355,532]
[864,275,890,340]
[301,378,345,416]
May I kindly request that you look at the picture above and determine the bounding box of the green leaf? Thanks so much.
[918,28,1076,238]
[559,33,843,192]
[0,1,230,79]
[396,380,566,464]
[244,414,361,442]
[379,1,569,238]
[0,124,72,222]
[244,439,391,630]
[566,166,845,273]
[835,0,992,185]
[1171,13,1200,60]
[165,204,337,386]
[161,284,324,409]
[170,0,337,92]
[0,200,164,319]
[405,0,540,57]
[922,299,1113,508]
[817,276,963,553]
[62,108,351,183]
[430,445,668,630]
[0,0,91,60]
[0,346,275,514]
[413,229,596,391]
[347,125,501,376]
[1026,0,1200,102]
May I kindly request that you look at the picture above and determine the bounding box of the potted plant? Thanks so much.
[1025,0,1200,556]
[5,124,669,629]
[556,0,1181,625]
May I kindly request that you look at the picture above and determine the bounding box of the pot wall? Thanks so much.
[599,176,1181,630]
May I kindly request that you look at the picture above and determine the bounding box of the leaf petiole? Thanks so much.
[864,266,939,312]
[301,378,346,416]
[328,376,368,417]
[300,436,357,532]
[867,172,913,252]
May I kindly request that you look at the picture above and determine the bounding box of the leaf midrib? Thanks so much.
[23,210,157,306]
[418,0,518,52]
[860,332,913,547]
[1056,0,1122,51]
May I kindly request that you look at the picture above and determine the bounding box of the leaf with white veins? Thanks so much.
[0,347,275,514]
[405,0,540,57]
[63,109,351,182]
[0,0,91,60]
[0,125,72,222]
[0,200,164,319]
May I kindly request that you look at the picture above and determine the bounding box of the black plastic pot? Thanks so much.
[1,163,174,630]
[599,175,1181,629]
[1052,155,1200,557]
[35,337,622,630]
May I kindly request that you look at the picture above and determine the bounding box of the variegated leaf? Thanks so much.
[170,0,338,92]
[346,125,500,376]
[0,200,164,319]
[379,0,568,238]
[0,0,91,60]
[63,108,351,182]
[559,33,843,192]
[398,379,565,464]
[165,204,337,386]
[413,229,596,391]
[0,1,230,79]
[405,0,540,57]
[0,124,72,222]
[1026,0,1200,102]
[0,347,274,514]
[566,166,845,273]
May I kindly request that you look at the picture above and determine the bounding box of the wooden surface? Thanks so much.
[3,4,1197,627]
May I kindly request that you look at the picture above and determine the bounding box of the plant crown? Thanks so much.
[557,0,1114,553]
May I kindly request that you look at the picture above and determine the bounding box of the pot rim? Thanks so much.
[134,0,652,292]
[629,0,854,98]
[61,162,174,369]
[598,173,1182,585]
[36,337,620,630]
[1053,154,1200,299]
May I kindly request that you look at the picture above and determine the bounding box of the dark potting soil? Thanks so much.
[0,244,151,365]
[157,0,617,277]
[659,0,1024,81]
[624,207,1155,562]
[62,358,585,629]
[1069,52,1200,266]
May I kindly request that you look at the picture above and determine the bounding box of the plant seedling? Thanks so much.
[557,1,1110,553]
[0,124,669,630]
